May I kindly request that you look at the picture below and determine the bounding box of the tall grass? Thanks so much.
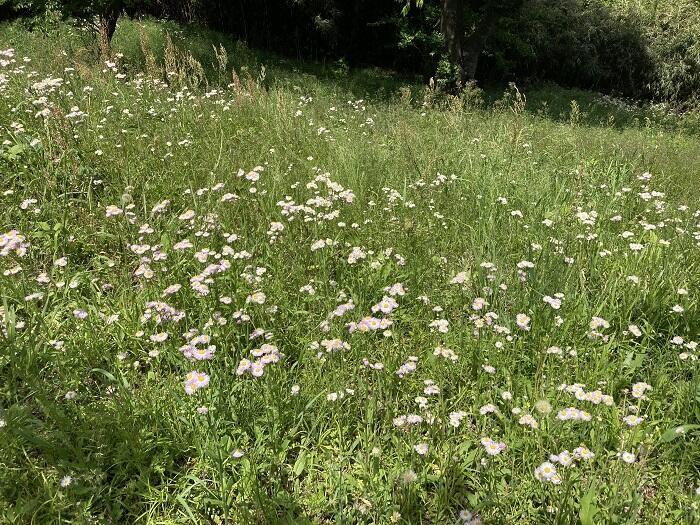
[0,17,698,524]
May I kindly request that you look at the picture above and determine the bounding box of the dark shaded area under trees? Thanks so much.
[2,0,699,106]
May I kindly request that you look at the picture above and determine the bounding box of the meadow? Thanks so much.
[0,18,699,524]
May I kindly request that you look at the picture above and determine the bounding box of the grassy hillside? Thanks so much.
[0,18,698,524]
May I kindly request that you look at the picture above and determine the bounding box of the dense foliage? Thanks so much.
[0,17,699,524]
[1,0,699,105]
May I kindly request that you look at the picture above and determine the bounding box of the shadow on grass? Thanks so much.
[113,17,700,135]
[2,15,694,134]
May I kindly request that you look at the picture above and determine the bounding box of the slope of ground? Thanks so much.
[0,18,698,525]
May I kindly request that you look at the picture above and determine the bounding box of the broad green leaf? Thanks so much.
[579,487,599,525]
[659,424,700,443]
[293,450,307,476]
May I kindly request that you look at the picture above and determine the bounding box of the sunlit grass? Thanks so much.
[0,17,698,525]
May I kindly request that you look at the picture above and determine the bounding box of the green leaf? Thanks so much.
[293,450,307,476]
[176,494,199,523]
[579,487,599,525]
[659,424,700,443]
[6,143,27,158]
[91,368,116,382]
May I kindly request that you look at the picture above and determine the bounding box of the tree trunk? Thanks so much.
[462,9,497,81]
[441,0,502,84]
[348,0,362,65]
[440,0,466,84]
[100,8,120,44]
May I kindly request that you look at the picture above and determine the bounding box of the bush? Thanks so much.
[643,1,700,107]
[484,0,700,106]
[6,0,700,106]
[398,0,700,106]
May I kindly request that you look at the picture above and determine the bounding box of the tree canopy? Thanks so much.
[2,0,699,105]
